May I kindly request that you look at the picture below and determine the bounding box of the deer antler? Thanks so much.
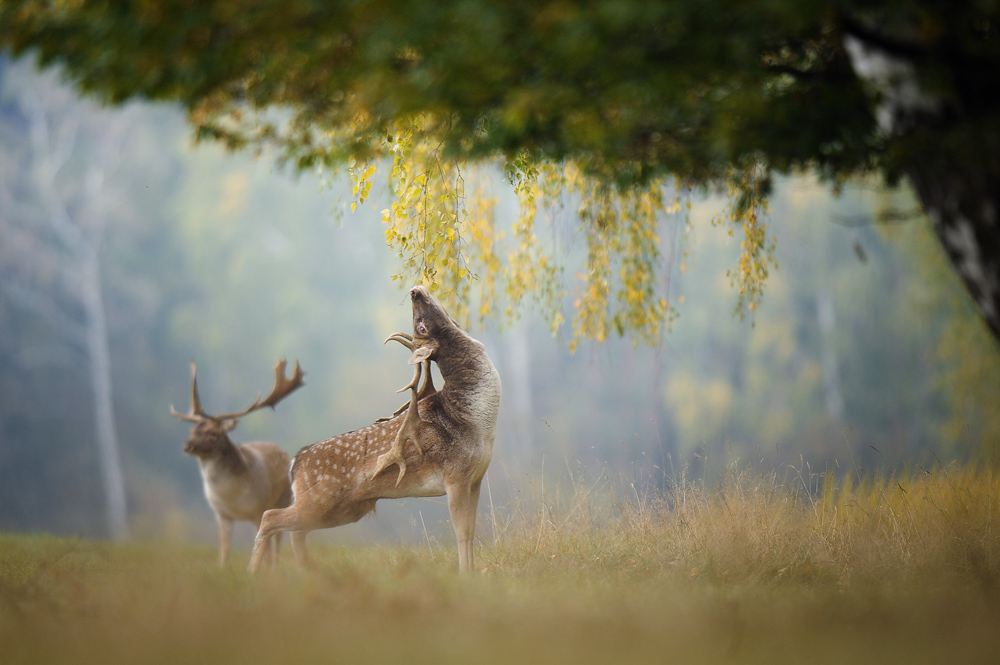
[376,333,437,422]
[171,359,305,423]
[169,361,209,422]
[214,358,306,421]
[384,331,414,348]
[373,360,425,486]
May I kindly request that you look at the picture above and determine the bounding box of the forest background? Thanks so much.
[1,54,998,550]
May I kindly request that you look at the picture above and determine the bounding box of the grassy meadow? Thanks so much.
[2,462,999,664]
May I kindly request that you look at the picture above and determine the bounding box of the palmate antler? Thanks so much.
[217,358,306,420]
[377,332,437,420]
[170,358,305,425]
[372,332,437,486]
[249,285,501,575]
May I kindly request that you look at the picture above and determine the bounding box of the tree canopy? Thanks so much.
[2,58,998,540]
[3,0,999,343]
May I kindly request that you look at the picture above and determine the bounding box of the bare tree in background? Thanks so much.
[0,60,135,539]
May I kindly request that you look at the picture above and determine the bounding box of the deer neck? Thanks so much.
[197,437,247,476]
[433,331,500,426]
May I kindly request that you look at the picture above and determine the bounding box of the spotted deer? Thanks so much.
[171,359,304,566]
[248,286,502,573]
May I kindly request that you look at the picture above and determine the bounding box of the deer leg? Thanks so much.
[273,531,283,564]
[470,478,483,559]
[252,517,281,568]
[217,515,234,567]
[249,507,301,573]
[446,482,476,574]
[373,362,424,486]
[290,530,310,569]
[252,517,269,567]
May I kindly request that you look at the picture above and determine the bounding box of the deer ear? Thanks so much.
[221,418,239,432]
[408,340,438,365]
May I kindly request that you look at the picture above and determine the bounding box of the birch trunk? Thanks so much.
[11,64,132,539]
[80,247,128,539]
[907,164,1000,346]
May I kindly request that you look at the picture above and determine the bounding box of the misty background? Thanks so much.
[2,55,996,551]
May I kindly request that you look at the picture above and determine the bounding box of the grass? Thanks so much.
[2,461,999,664]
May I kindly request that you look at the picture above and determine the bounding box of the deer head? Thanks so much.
[409,286,452,359]
[248,286,502,575]
[170,358,305,458]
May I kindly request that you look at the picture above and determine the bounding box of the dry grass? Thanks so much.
[2,461,999,664]
[482,460,999,589]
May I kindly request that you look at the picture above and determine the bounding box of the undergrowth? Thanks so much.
[1,461,998,664]
[478,461,999,596]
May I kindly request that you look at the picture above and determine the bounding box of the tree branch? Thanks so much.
[829,209,921,228]
[839,15,927,60]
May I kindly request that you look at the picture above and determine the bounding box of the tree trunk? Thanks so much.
[907,162,1000,345]
[842,29,1000,346]
[15,65,132,539]
[80,247,128,539]
[816,290,844,420]
[503,326,535,462]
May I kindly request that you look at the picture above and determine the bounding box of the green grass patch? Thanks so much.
[2,462,999,664]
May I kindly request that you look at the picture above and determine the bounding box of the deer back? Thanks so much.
[291,395,457,502]
[289,288,500,507]
[172,359,303,520]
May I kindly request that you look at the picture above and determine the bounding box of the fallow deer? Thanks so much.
[171,359,304,566]
[248,286,501,574]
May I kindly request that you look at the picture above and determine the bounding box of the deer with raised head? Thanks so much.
[171,359,304,566]
[248,286,501,574]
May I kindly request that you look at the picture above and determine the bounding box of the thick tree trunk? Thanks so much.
[843,29,1000,346]
[907,163,1000,344]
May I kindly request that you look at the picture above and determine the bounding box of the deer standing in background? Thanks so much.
[248,286,501,574]
[171,359,304,566]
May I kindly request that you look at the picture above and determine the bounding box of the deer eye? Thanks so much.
[417,321,428,335]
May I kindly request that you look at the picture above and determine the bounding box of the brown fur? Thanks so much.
[249,286,501,573]
[172,359,303,566]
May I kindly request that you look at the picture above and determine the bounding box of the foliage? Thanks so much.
[650,176,996,466]
[934,317,1000,458]
[0,58,406,539]
[3,58,998,548]
[2,461,999,665]
[335,117,684,344]
[7,0,998,342]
